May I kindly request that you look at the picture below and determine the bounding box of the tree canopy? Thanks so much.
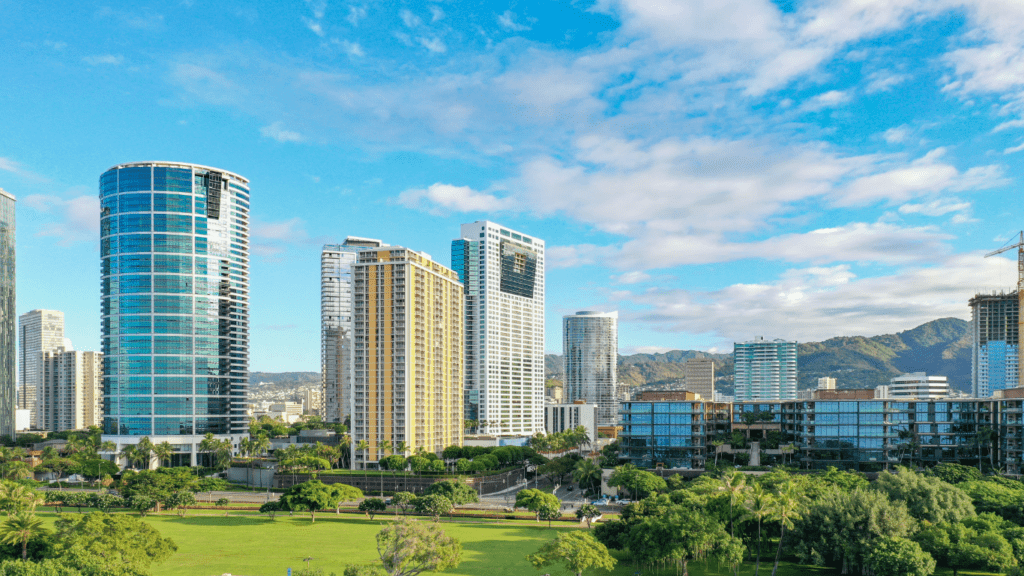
[375,519,461,576]
[526,531,616,576]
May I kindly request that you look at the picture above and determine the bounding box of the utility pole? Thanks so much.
[984,231,1024,388]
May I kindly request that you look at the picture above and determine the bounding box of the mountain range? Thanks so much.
[545,317,974,395]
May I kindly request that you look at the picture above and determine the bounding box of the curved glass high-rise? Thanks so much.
[100,162,249,465]
[563,311,618,427]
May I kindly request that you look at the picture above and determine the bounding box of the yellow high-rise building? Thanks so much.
[351,247,463,468]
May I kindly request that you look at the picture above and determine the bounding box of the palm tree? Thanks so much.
[356,440,370,470]
[0,513,47,560]
[379,439,393,462]
[395,441,409,456]
[745,484,774,576]
[119,445,137,470]
[572,459,602,496]
[718,470,747,538]
[896,428,914,466]
[975,426,996,472]
[135,437,155,470]
[769,481,804,576]
[153,442,174,468]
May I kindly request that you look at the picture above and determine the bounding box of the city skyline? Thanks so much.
[4,2,1024,372]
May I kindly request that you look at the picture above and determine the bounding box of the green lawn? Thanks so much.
[33,511,1008,576]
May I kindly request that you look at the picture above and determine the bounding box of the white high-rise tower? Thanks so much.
[321,237,386,423]
[452,221,545,436]
[19,310,65,428]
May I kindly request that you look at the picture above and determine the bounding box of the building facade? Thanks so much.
[18,310,65,429]
[100,162,250,465]
[734,337,797,401]
[452,221,545,436]
[563,311,618,427]
[889,372,951,399]
[684,358,715,400]
[971,292,1018,398]
[619,397,1003,472]
[321,238,386,423]
[351,247,463,468]
[39,348,103,431]
[0,189,13,439]
[544,402,597,443]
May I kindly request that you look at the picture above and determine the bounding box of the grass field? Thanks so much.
[34,510,1007,576]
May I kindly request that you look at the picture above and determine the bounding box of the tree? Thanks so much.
[392,492,415,516]
[375,518,462,576]
[198,433,232,471]
[0,513,47,560]
[538,501,562,528]
[768,481,803,576]
[259,501,281,520]
[215,498,230,507]
[128,495,156,517]
[52,512,177,575]
[423,481,478,505]
[331,484,363,514]
[89,493,123,513]
[576,504,601,528]
[607,465,667,500]
[280,479,342,523]
[359,498,387,520]
[413,495,453,523]
[515,489,560,522]
[165,490,196,518]
[959,479,1024,525]
[716,470,747,538]
[626,506,742,576]
[916,521,1016,576]
[379,456,407,471]
[152,442,173,468]
[867,536,936,576]
[573,460,602,495]
[745,483,774,576]
[527,531,616,576]
[933,463,982,485]
[357,440,370,469]
[874,467,975,525]
[343,564,387,576]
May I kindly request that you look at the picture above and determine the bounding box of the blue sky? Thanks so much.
[3,0,1024,371]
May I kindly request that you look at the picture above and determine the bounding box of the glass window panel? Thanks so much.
[120,315,152,333]
[153,167,193,193]
[154,214,192,233]
[119,336,151,355]
[155,316,193,335]
[154,336,192,355]
[154,234,192,254]
[195,417,228,434]
[653,413,670,424]
[155,397,191,415]
[118,167,151,192]
[154,295,192,314]
[118,234,152,254]
[119,254,151,274]
[118,214,151,233]
[154,275,193,294]
[195,357,223,375]
[154,377,192,395]
[153,193,193,213]
[155,417,193,435]
[119,192,152,213]
[119,295,151,314]
[123,357,152,375]
[153,255,192,274]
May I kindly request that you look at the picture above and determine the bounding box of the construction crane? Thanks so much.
[985,231,1024,387]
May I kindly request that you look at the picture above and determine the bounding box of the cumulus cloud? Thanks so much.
[865,70,909,93]
[23,194,99,245]
[839,148,1005,205]
[883,125,911,144]
[498,10,531,32]
[260,121,303,143]
[624,253,1010,342]
[899,199,972,217]
[800,90,851,111]
[397,184,512,214]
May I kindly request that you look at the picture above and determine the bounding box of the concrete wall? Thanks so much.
[227,466,276,488]
[273,467,526,495]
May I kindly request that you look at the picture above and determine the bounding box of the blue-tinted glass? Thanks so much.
[195,357,223,375]
[153,255,192,274]
[195,417,228,434]
[631,425,652,436]
[119,193,152,213]
[101,216,116,236]
[194,338,219,355]
[117,167,151,192]
[119,275,151,294]
[631,413,651,424]
[119,417,152,435]
[118,234,152,254]
[654,425,670,436]
[155,417,193,435]
[154,214,192,233]
[155,316,193,334]
[654,413,670,424]
[119,336,151,354]
[818,402,838,413]
[155,356,192,374]
[154,295,191,314]
[155,397,191,415]
[670,414,691,425]
[155,377,192,395]
[839,413,857,424]
[818,426,839,436]
[101,170,118,196]
[120,295,151,314]
[103,417,118,434]
[194,237,207,254]
[119,254,151,273]
[101,237,117,257]
[196,377,229,395]
[153,167,193,192]
[123,356,152,375]
[840,402,858,412]
[153,193,192,213]
[125,377,152,394]
[154,275,192,294]
[154,234,192,254]
[861,413,883,424]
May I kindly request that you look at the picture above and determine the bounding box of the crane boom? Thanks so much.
[984,231,1024,391]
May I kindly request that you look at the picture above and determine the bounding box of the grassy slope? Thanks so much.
[35,510,1006,576]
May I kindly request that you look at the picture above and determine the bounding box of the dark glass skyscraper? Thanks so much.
[100,163,249,465]
[0,189,14,439]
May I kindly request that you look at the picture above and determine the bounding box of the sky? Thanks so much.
[2,0,1024,372]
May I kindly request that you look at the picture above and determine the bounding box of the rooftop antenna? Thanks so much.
[985,231,1024,388]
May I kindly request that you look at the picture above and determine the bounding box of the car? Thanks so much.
[591,499,610,506]
[617,499,632,505]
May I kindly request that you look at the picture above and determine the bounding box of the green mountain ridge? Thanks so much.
[546,317,974,394]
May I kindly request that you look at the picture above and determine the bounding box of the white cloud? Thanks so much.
[497,10,531,32]
[346,5,367,26]
[624,253,1010,343]
[400,9,421,28]
[865,70,909,93]
[82,54,123,66]
[883,125,911,144]
[430,6,444,23]
[839,148,1006,205]
[305,0,327,20]
[1005,141,1024,154]
[417,37,446,54]
[899,199,972,217]
[23,194,99,245]
[614,271,651,284]
[260,121,303,143]
[397,183,512,213]
[800,90,851,111]
[304,18,325,37]
[252,217,308,241]
[332,38,364,57]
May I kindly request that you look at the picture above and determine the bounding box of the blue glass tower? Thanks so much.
[100,162,249,465]
[0,189,14,439]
